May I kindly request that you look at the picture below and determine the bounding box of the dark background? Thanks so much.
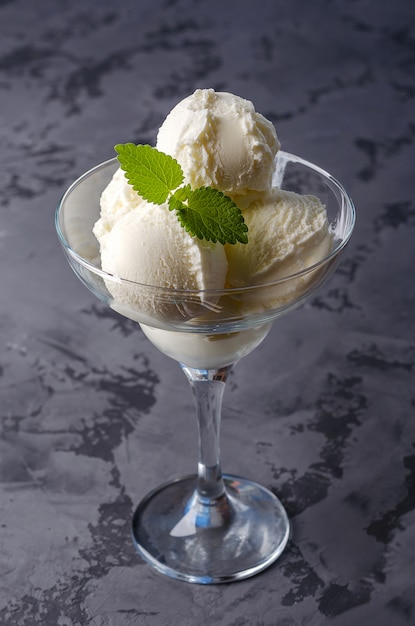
[1,0,414,624]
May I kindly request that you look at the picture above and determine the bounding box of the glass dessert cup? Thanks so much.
[55,152,355,584]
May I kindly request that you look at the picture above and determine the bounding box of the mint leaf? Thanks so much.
[114,143,248,244]
[168,194,186,213]
[173,187,248,245]
[115,143,184,204]
[171,184,192,203]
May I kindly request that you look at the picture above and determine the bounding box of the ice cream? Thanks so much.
[96,199,228,320]
[94,166,144,239]
[156,88,280,198]
[100,203,226,292]
[226,187,331,287]
[92,88,333,366]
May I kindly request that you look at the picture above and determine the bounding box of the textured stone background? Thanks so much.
[1,0,414,624]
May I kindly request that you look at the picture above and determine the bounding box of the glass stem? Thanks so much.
[181,364,233,519]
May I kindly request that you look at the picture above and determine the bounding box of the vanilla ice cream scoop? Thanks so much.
[226,188,331,286]
[225,188,332,310]
[156,89,280,197]
[93,166,144,240]
[97,200,228,322]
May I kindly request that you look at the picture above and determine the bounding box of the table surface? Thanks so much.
[1,1,414,624]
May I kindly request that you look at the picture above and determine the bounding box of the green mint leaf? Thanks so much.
[114,143,184,205]
[172,184,192,203]
[168,194,186,213]
[114,144,248,244]
[172,187,248,245]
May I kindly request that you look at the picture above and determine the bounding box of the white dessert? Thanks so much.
[93,89,333,367]
[140,323,273,369]
[96,199,227,321]
[156,88,280,197]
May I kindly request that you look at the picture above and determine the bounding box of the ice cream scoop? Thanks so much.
[226,187,332,287]
[94,166,144,240]
[156,88,280,197]
[224,186,332,311]
[97,200,228,321]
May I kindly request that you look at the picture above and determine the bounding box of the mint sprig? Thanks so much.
[114,143,248,245]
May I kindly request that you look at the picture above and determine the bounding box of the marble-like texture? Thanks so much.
[1,0,414,624]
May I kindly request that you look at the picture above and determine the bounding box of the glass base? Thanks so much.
[131,474,290,584]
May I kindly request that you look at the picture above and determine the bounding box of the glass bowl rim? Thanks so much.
[55,151,356,297]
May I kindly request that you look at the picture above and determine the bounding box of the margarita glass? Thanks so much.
[55,151,355,583]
